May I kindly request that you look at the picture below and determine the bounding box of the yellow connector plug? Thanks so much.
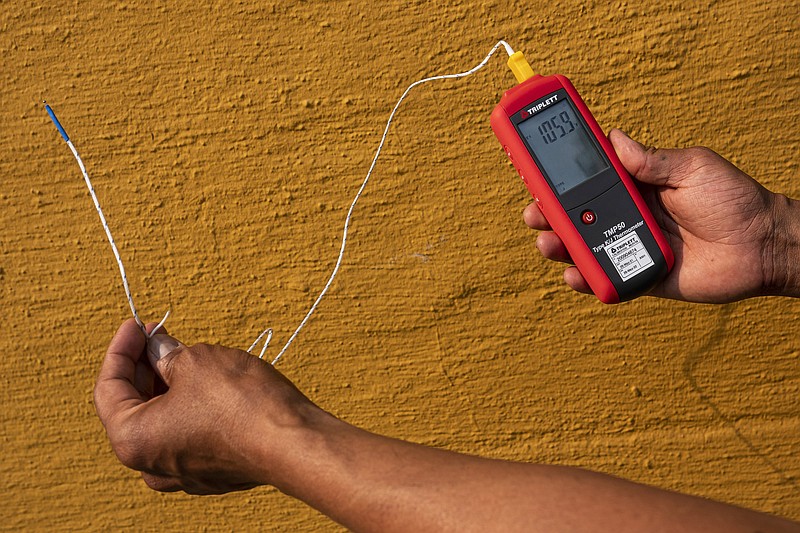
[507,51,535,83]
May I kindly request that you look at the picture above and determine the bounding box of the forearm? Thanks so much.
[766,194,800,297]
[256,407,797,533]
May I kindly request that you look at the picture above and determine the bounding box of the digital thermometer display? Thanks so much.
[491,74,674,303]
[517,99,609,194]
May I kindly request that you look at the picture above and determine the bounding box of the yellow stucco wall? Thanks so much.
[2,1,798,530]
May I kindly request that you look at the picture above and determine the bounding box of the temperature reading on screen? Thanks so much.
[517,99,610,194]
[537,111,576,144]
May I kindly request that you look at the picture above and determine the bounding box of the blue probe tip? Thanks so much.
[44,102,70,142]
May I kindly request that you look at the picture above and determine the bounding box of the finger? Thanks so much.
[139,325,164,397]
[142,472,182,493]
[142,471,260,495]
[146,333,184,385]
[535,232,573,264]
[609,129,650,180]
[523,202,551,230]
[94,319,148,426]
[609,129,691,188]
[133,356,155,399]
[142,322,170,394]
[132,322,172,399]
[563,266,593,295]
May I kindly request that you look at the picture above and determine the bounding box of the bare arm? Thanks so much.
[268,403,798,532]
[94,321,799,532]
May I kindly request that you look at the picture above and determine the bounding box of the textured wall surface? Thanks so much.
[1,1,799,530]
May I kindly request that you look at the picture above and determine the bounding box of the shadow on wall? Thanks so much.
[682,304,799,495]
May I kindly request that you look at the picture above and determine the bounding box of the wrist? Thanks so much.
[763,193,800,297]
[251,400,399,529]
[249,395,345,492]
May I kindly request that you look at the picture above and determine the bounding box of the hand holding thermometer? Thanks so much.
[491,52,674,303]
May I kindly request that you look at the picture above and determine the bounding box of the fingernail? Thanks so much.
[617,129,630,138]
[147,333,181,362]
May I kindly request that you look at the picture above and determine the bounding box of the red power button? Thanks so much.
[581,210,596,225]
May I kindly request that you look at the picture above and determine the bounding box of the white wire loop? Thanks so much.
[265,40,515,365]
[247,328,274,360]
[52,40,516,363]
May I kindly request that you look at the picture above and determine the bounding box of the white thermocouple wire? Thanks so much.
[45,40,515,364]
[45,102,169,339]
[269,39,515,364]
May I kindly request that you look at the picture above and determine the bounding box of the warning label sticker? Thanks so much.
[604,231,655,281]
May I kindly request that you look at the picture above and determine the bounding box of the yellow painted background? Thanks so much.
[2,1,799,530]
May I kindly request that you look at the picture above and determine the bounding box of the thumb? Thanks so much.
[147,333,184,385]
[609,129,688,188]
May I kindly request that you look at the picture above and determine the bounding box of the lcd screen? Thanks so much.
[517,100,609,194]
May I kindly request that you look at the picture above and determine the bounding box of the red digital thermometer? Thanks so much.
[491,52,673,303]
